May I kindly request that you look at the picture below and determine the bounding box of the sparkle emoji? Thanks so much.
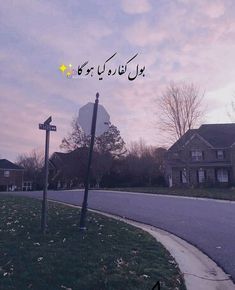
[59,64,67,73]
[66,71,72,78]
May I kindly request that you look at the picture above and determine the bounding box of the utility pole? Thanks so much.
[39,116,56,234]
[79,93,99,231]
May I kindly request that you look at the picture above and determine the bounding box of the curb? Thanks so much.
[49,199,235,290]
[93,189,235,204]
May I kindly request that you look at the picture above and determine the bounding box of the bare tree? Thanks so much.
[91,152,112,188]
[227,95,235,121]
[126,139,167,186]
[16,149,44,190]
[158,82,204,140]
[128,138,148,158]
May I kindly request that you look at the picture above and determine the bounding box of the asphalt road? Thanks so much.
[5,189,235,282]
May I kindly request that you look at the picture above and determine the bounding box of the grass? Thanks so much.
[101,186,235,201]
[0,195,186,290]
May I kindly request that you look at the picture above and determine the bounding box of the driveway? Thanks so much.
[5,189,235,282]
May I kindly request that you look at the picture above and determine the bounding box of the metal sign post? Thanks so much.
[39,116,57,234]
[79,93,99,231]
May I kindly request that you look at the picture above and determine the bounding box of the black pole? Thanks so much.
[41,129,50,234]
[79,92,99,230]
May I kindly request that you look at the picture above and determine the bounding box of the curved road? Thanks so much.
[7,189,235,282]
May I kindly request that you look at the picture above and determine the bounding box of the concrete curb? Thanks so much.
[49,199,235,290]
[93,189,235,204]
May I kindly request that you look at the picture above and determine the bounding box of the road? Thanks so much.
[5,189,235,282]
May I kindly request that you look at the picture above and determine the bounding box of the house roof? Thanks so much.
[168,123,235,151]
[50,148,88,165]
[168,129,197,151]
[0,159,24,170]
[49,148,89,178]
[198,124,235,147]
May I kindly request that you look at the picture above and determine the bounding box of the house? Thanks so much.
[0,159,24,191]
[49,148,89,189]
[165,123,235,187]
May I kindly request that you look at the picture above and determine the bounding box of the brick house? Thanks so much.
[0,159,24,191]
[165,124,235,187]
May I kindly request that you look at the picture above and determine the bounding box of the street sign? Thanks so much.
[78,102,110,136]
[39,124,57,131]
[44,116,52,125]
[39,116,57,234]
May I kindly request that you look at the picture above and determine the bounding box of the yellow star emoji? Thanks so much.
[59,64,67,73]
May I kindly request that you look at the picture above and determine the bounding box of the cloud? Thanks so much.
[200,1,226,18]
[2,0,235,161]
[124,20,167,47]
[121,0,151,14]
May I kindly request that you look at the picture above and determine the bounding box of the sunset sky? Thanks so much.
[1,0,235,161]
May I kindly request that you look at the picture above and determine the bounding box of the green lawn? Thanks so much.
[0,195,186,290]
[102,186,235,201]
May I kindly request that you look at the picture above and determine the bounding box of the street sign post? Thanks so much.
[39,116,57,234]
[79,92,100,231]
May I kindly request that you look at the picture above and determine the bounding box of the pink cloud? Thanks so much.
[201,1,226,18]
[124,20,167,47]
[121,0,151,14]
[2,0,235,161]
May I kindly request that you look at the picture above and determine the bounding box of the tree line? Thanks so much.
[16,82,205,190]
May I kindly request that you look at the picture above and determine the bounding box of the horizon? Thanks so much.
[1,0,235,161]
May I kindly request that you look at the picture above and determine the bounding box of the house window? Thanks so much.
[22,181,32,191]
[180,169,187,183]
[198,169,206,183]
[216,168,228,183]
[191,150,203,161]
[217,150,224,160]
[4,170,10,177]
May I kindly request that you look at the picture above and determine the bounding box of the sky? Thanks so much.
[1,0,235,161]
